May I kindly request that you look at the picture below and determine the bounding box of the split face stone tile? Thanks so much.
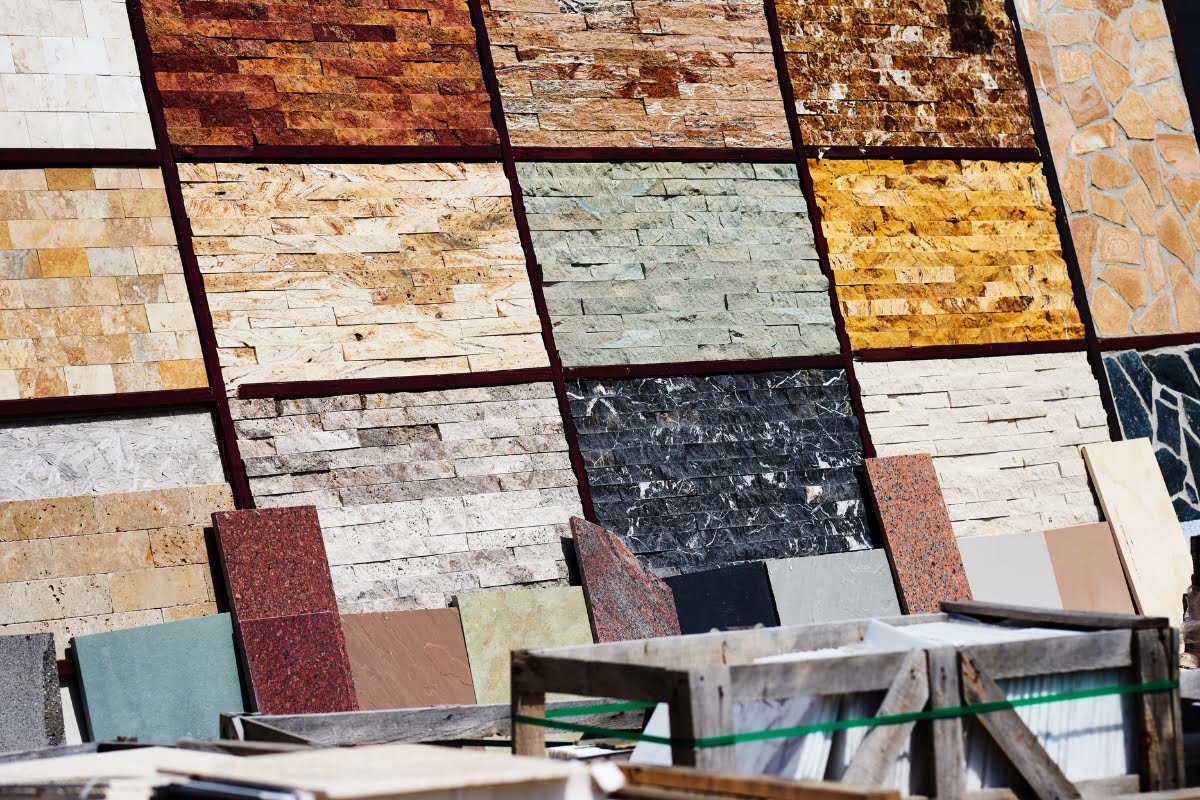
[811,159,1085,350]
[238,611,358,714]
[518,161,837,367]
[664,561,778,635]
[765,550,900,626]
[0,633,64,752]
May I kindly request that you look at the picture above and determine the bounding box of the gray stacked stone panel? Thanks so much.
[0,633,64,752]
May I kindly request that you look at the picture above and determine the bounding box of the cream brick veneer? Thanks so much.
[858,352,1108,536]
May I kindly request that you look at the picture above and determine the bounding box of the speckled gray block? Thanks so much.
[766,550,900,626]
[0,633,64,752]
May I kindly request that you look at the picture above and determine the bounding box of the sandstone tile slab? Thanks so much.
[765,550,900,626]
[956,532,1063,610]
[0,633,63,752]
[238,611,357,715]
[665,562,779,635]
[1043,522,1135,614]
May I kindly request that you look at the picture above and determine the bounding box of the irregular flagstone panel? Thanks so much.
[0,168,206,399]
[230,383,582,611]
[518,161,837,366]
[238,611,358,714]
[664,562,778,635]
[0,633,64,752]
[179,163,548,393]
[778,0,1036,148]
[480,0,790,149]
[765,550,900,626]
[1013,0,1200,336]
[568,370,872,576]
[139,0,497,148]
[857,352,1108,537]
[811,159,1085,349]
[0,0,154,148]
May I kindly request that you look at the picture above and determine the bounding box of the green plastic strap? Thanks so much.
[513,678,1178,749]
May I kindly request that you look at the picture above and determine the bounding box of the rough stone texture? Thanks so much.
[518,161,837,366]
[0,633,64,752]
[238,611,359,714]
[140,0,497,148]
[230,383,583,611]
[765,550,900,626]
[0,0,153,148]
[481,0,789,148]
[1103,347,1200,521]
[1014,0,1200,337]
[811,159,1085,349]
[0,409,225,502]
[0,484,234,658]
[568,370,872,576]
[778,0,1036,148]
[857,352,1108,536]
[664,562,778,635]
[179,163,547,393]
[0,168,206,399]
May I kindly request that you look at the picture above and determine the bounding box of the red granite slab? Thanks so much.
[238,611,358,715]
[571,517,681,642]
[212,506,337,621]
[865,454,972,614]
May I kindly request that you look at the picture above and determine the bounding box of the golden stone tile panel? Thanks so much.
[0,167,207,400]
[812,159,1085,349]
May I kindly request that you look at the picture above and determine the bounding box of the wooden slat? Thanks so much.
[941,601,1164,631]
[730,651,911,702]
[670,668,735,771]
[963,630,1132,679]
[513,651,686,701]
[843,650,929,785]
[1132,628,1186,791]
[929,647,965,800]
[618,764,899,800]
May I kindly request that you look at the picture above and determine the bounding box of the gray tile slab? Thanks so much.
[766,550,900,626]
[956,532,1063,610]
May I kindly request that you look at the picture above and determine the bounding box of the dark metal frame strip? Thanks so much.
[0,388,213,419]
[237,368,556,401]
[0,149,161,167]
[173,144,503,164]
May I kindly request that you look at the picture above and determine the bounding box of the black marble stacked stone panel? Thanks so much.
[567,370,872,575]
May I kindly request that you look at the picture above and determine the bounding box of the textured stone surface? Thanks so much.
[779,0,1036,147]
[141,0,496,147]
[664,562,778,635]
[812,159,1085,349]
[1043,522,1135,613]
[765,550,900,626]
[1014,0,1200,336]
[857,353,1108,536]
[238,611,358,714]
[179,163,546,393]
[0,168,206,399]
[571,517,680,642]
[569,370,871,576]
[73,614,243,742]
[341,608,476,710]
[865,454,972,614]
[454,586,591,704]
[518,161,837,366]
[0,0,153,148]
[1103,347,1200,520]
[956,532,1063,608]
[0,484,233,657]
[481,0,788,148]
[231,383,582,611]
[0,633,63,752]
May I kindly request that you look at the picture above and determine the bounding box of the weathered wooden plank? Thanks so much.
[942,601,1164,631]
[1132,628,1185,791]
[512,684,546,758]
[963,630,1132,679]
[617,763,899,800]
[729,651,911,703]
[929,647,965,800]
[670,667,735,771]
[513,651,685,701]
[843,650,929,785]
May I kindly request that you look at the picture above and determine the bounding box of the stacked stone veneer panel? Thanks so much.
[481,0,789,148]
[776,0,1036,148]
[518,161,837,366]
[0,167,206,399]
[1015,0,1200,336]
[0,0,153,148]
[568,370,871,576]
[1104,347,1200,521]
[179,163,547,393]
[811,159,1085,349]
[857,352,1108,537]
[230,383,582,611]
[140,0,497,147]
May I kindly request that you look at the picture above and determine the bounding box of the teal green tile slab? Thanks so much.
[74,614,244,742]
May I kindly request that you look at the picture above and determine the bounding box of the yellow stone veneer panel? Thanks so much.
[812,159,1086,350]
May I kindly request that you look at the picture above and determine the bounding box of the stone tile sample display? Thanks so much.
[777,0,1035,148]
[569,370,871,576]
[340,608,476,710]
[454,586,591,704]
[140,0,497,148]
[179,163,546,393]
[0,634,63,752]
[0,483,234,657]
[865,454,972,614]
[955,532,1063,609]
[1083,439,1191,628]
[765,550,900,627]
[518,161,837,366]
[73,614,244,742]
[811,159,1084,349]
[230,383,582,611]
[1014,0,1200,337]
[1043,522,1135,614]
[237,611,358,714]
[480,0,789,148]
[570,517,680,642]
[1103,347,1200,520]
[857,352,1108,536]
[664,562,778,635]
[0,0,153,148]
[0,168,206,399]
